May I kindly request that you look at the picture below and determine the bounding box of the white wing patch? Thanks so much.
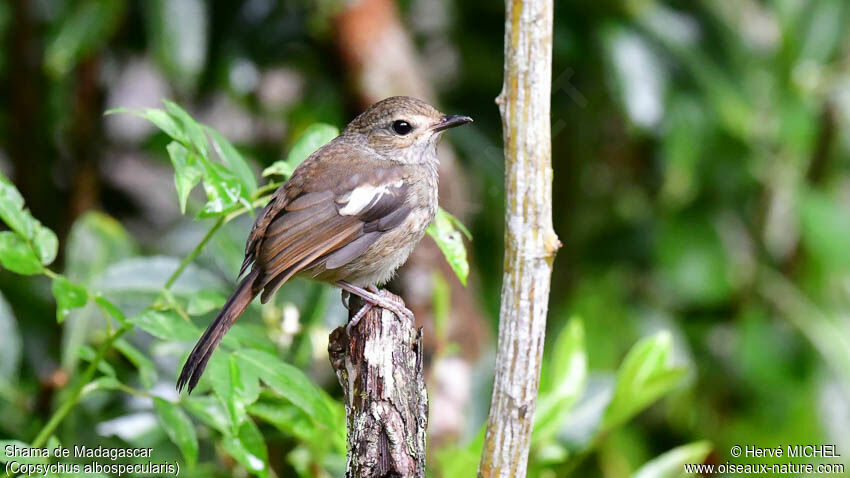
[338,179,404,216]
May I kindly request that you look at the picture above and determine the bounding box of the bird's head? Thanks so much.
[344,96,472,163]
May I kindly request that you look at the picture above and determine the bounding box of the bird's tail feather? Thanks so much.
[177,269,258,394]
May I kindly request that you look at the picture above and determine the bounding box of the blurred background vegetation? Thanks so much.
[1,0,850,477]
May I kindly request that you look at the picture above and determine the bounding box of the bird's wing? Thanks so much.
[241,146,414,302]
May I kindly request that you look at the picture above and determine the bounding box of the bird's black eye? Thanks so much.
[392,120,413,135]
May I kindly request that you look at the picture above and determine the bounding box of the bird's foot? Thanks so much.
[336,281,414,333]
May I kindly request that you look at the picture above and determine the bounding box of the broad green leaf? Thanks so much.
[131,309,200,342]
[0,174,31,237]
[95,256,225,297]
[263,123,339,177]
[603,331,687,430]
[198,161,246,217]
[0,231,43,275]
[261,160,294,179]
[115,339,157,388]
[51,276,89,322]
[166,142,204,214]
[633,441,712,478]
[65,212,135,282]
[426,208,471,285]
[184,395,230,434]
[44,0,125,78]
[153,397,199,467]
[81,376,122,396]
[105,107,188,145]
[0,440,47,464]
[533,318,587,445]
[32,224,58,266]
[235,349,334,427]
[0,173,58,266]
[163,100,209,159]
[206,127,257,193]
[203,354,248,431]
[286,123,339,169]
[94,296,128,325]
[222,419,269,478]
[0,291,21,382]
[187,290,226,315]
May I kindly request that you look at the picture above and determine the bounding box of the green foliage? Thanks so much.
[427,208,472,285]
[107,101,256,215]
[154,397,199,467]
[603,332,687,431]
[632,441,712,478]
[263,123,340,178]
[51,276,89,322]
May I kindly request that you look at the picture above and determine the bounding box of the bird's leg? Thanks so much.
[336,281,415,329]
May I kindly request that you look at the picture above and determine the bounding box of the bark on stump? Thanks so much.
[328,292,428,478]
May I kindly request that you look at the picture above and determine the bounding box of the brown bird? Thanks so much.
[177,96,472,393]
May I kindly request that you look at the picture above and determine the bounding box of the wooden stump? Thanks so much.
[328,292,427,478]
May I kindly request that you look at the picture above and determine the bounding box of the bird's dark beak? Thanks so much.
[433,114,473,132]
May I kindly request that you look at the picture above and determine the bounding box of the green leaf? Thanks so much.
[0,291,22,382]
[0,173,58,267]
[81,375,122,396]
[633,441,712,478]
[235,349,334,427]
[187,290,226,316]
[32,225,58,266]
[286,123,339,169]
[264,123,339,177]
[0,231,43,275]
[222,420,269,478]
[65,212,136,282]
[131,309,200,342]
[114,339,157,388]
[202,353,256,431]
[163,100,209,159]
[94,296,128,325]
[0,174,33,237]
[261,160,294,179]
[51,276,89,323]
[106,107,189,145]
[426,207,470,285]
[184,395,230,434]
[43,0,125,78]
[0,440,47,464]
[198,161,246,218]
[533,318,587,445]
[166,142,204,214]
[207,127,257,194]
[153,397,199,467]
[603,331,687,431]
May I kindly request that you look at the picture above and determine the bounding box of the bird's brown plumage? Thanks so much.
[177,96,471,393]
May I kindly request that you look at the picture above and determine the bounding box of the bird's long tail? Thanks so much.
[177,269,259,394]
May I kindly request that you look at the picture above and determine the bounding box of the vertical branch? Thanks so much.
[479,0,558,477]
[329,293,428,478]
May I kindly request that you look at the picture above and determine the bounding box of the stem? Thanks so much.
[31,323,131,448]
[478,0,559,476]
[164,217,224,291]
